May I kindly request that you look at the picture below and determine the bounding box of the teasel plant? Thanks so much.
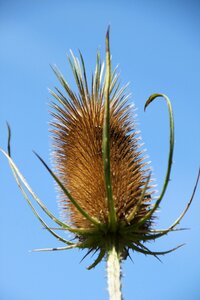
[1,27,200,300]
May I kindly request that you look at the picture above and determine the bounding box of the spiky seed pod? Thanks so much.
[51,55,152,231]
[2,29,199,286]
[37,29,200,265]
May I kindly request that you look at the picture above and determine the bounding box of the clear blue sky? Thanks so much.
[0,1,200,299]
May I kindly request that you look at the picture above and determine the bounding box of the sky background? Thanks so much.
[0,1,200,299]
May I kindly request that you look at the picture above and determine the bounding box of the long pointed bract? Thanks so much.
[142,168,200,241]
[1,149,96,235]
[102,27,117,231]
[87,249,106,270]
[138,94,174,225]
[32,244,80,252]
[10,168,75,245]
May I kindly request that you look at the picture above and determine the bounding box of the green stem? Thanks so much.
[107,245,122,300]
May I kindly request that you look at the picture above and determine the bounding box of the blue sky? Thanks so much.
[0,1,200,299]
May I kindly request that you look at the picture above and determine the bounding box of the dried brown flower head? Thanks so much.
[51,56,152,231]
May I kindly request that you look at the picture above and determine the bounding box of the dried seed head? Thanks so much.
[51,52,153,231]
[3,29,199,269]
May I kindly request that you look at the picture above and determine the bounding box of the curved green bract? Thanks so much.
[141,168,200,241]
[1,149,66,227]
[1,148,98,236]
[130,242,184,261]
[1,132,73,245]
[9,164,75,245]
[138,93,174,226]
[102,27,117,231]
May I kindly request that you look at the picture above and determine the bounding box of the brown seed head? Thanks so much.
[51,53,153,231]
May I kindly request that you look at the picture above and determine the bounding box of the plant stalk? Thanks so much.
[107,245,122,300]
